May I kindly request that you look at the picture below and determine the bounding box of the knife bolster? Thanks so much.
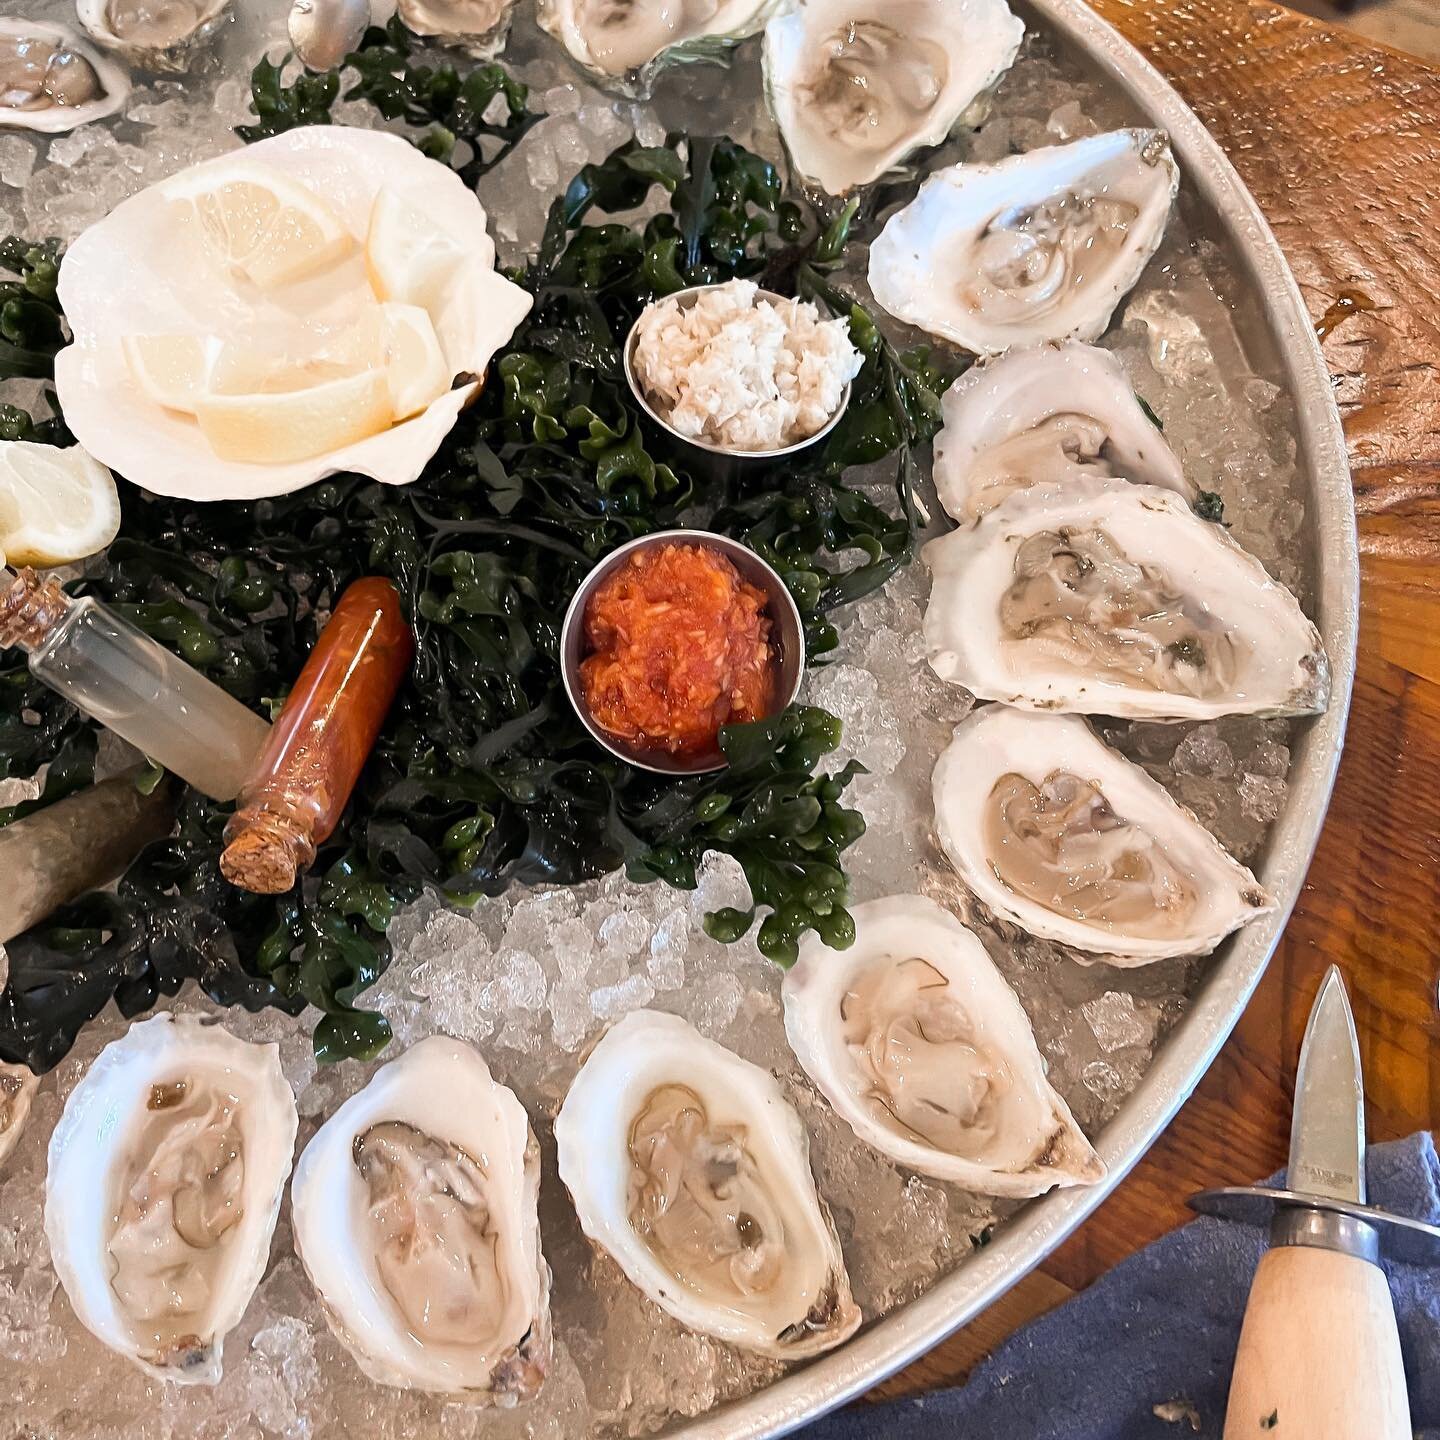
[1271,1204,1382,1264]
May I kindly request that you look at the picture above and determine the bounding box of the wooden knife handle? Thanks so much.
[1224,1245,1409,1439]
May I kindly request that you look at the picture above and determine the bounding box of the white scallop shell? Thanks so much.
[869,129,1179,352]
[555,1009,860,1359]
[923,478,1330,719]
[932,340,1192,523]
[784,894,1105,1195]
[762,0,1024,196]
[0,18,130,133]
[290,1035,551,1399]
[44,1014,297,1385]
[933,706,1275,962]
[54,126,533,502]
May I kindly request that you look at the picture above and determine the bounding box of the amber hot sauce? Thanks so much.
[579,542,777,762]
[221,577,414,895]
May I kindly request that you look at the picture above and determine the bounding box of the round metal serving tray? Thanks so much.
[666,1,1359,1435]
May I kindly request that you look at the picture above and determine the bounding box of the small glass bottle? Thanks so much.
[0,567,271,803]
[221,576,413,895]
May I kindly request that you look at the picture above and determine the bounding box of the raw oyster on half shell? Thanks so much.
[44,1014,298,1385]
[290,1035,551,1400]
[555,1009,860,1359]
[923,478,1329,719]
[933,706,1275,962]
[932,340,1192,522]
[784,894,1105,1194]
[76,0,231,72]
[762,0,1024,195]
[395,0,519,58]
[869,130,1179,352]
[0,1061,39,1171]
[0,17,130,133]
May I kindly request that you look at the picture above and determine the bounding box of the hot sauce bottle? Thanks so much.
[221,577,413,895]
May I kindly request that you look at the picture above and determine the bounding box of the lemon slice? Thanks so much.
[209,342,371,396]
[194,370,392,464]
[365,186,465,310]
[378,303,450,419]
[168,162,354,291]
[122,334,216,414]
[0,442,122,566]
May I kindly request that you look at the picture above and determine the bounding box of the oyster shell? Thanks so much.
[537,0,789,98]
[396,0,518,58]
[934,706,1275,962]
[784,895,1105,1194]
[288,0,372,71]
[44,1014,297,1385]
[0,1061,39,1171]
[555,1009,860,1359]
[762,0,1023,196]
[869,129,1179,353]
[0,18,130,133]
[291,1035,550,1399]
[76,0,230,72]
[923,478,1329,719]
[933,340,1192,522]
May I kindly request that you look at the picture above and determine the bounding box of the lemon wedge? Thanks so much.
[195,370,392,464]
[378,303,450,419]
[365,186,465,310]
[0,442,122,566]
[209,343,370,396]
[168,162,354,291]
[122,334,216,414]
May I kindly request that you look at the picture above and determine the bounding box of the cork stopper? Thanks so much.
[219,810,314,895]
[0,568,71,651]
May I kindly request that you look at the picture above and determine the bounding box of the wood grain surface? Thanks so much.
[876,0,1440,1402]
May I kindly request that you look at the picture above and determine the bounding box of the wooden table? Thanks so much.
[878,0,1440,1402]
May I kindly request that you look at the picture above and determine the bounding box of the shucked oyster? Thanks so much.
[44,1014,298,1385]
[395,0,519,59]
[924,478,1329,719]
[933,341,1192,522]
[0,18,130,133]
[77,0,231,72]
[291,1035,551,1399]
[537,0,789,98]
[555,1009,860,1358]
[762,0,1024,196]
[784,895,1104,1195]
[0,1061,39,1171]
[933,706,1274,962]
[870,130,1179,353]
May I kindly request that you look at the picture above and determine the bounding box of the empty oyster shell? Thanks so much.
[76,0,231,72]
[923,478,1329,719]
[555,1009,860,1359]
[784,894,1105,1195]
[933,340,1192,523]
[396,0,518,58]
[291,1035,551,1399]
[537,0,789,98]
[869,130,1179,353]
[0,18,130,133]
[44,1014,298,1385]
[762,0,1024,196]
[933,706,1275,961]
[0,1061,39,1171]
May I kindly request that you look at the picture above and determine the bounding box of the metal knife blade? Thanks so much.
[1286,964,1367,1205]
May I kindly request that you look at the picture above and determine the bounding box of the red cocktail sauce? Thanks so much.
[579,542,777,760]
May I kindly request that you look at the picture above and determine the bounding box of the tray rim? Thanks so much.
[664,1,1360,1435]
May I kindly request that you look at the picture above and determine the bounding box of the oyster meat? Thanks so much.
[0,18,130,133]
[44,1014,298,1385]
[290,1035,550,1399]
[77,0,231,71]
[288,0,373,71]
[924,478,1329,719]
[762,0,1024,196]
[395,0,519,59]
[869,130,1179,352]
[932,340,1192,522]
[933,706,1275,961]
[537,0,789,97]
[555,1009,859,1358]
[0,1061,39,1171]
[784,895,1105,1194]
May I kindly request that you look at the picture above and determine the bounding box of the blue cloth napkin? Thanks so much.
[803,1132,1440,1440]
